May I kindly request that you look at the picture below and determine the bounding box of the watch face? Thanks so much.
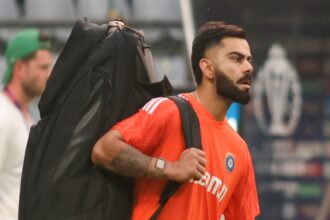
[156,158,166,170]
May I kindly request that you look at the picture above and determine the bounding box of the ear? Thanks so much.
[12,60,27,81]
[199,58,214,80]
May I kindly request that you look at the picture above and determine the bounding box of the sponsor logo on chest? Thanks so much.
[190,152,236,202]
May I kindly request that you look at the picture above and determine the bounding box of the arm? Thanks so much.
[92,130,206,182]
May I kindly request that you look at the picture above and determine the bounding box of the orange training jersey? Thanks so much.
[113,93,260,220]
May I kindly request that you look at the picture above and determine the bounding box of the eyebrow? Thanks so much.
[227,51,252,62]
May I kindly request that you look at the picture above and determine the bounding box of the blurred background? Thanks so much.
[1,0,330,219]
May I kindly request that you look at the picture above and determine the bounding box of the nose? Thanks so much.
[243,60,253,75]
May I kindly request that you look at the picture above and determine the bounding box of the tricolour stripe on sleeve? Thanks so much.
[142,97,167,114]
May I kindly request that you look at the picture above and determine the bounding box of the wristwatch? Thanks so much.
[155,157,166,176]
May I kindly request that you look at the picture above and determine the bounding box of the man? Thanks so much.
[0,29,53,219]
[92,21,260,220]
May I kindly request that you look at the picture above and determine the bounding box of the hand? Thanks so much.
[164,148,206,182]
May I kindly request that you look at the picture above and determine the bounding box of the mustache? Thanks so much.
[237,75,252,84]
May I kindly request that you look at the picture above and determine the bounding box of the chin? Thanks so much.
[240,96,251,105]
[235,93,251,105]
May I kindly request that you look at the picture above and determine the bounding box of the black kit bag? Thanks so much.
[19,18,173,220]
[19,19,202,220]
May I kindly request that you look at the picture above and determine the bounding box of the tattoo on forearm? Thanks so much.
[111,147,150,178]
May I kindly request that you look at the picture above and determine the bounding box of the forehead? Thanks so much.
[33,50,53,62]
[206,37,252,58]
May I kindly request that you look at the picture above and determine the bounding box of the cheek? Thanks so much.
[35,72,48,88]
[226,67,242,82]
[219,63,236,74]
[221,67,239,81]
[26,68,45,85]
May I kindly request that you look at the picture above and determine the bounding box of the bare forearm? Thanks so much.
[92,130,206,182]
[110,146,151,178]
[92,130,163,178]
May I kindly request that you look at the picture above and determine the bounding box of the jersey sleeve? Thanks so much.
[113,97,179,154]
[224,149,260,220]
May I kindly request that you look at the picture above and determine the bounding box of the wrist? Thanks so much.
[163,160,176,180]
[148,157,176,179]
[148,157,168,178]
[154,157,166,177]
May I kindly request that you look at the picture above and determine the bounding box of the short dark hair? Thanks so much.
[191,21,247,85]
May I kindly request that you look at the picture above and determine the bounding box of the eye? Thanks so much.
[247,57,253,64]
[230,56,242,63]
[40,64,51,71]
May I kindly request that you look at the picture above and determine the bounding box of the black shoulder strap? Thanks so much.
[150,95,202,220]
[169,96,202,150]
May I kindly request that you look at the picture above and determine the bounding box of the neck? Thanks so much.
[5,83,32,116]
[194,86,232,121]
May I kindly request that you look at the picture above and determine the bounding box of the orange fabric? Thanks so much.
[113,93,260,220]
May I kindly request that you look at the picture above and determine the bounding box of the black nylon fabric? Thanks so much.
[19,18,172,220]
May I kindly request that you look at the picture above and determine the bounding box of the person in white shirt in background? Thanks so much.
[0,29,53,220]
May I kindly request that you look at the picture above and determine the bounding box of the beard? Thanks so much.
[23,81,43,98]
[215,69,251,105]
[22,78,44,98]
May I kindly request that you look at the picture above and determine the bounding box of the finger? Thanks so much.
[193,171,203,181]
[191,148,206,157]
[196,163,206,175]
[196,155,207,167]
